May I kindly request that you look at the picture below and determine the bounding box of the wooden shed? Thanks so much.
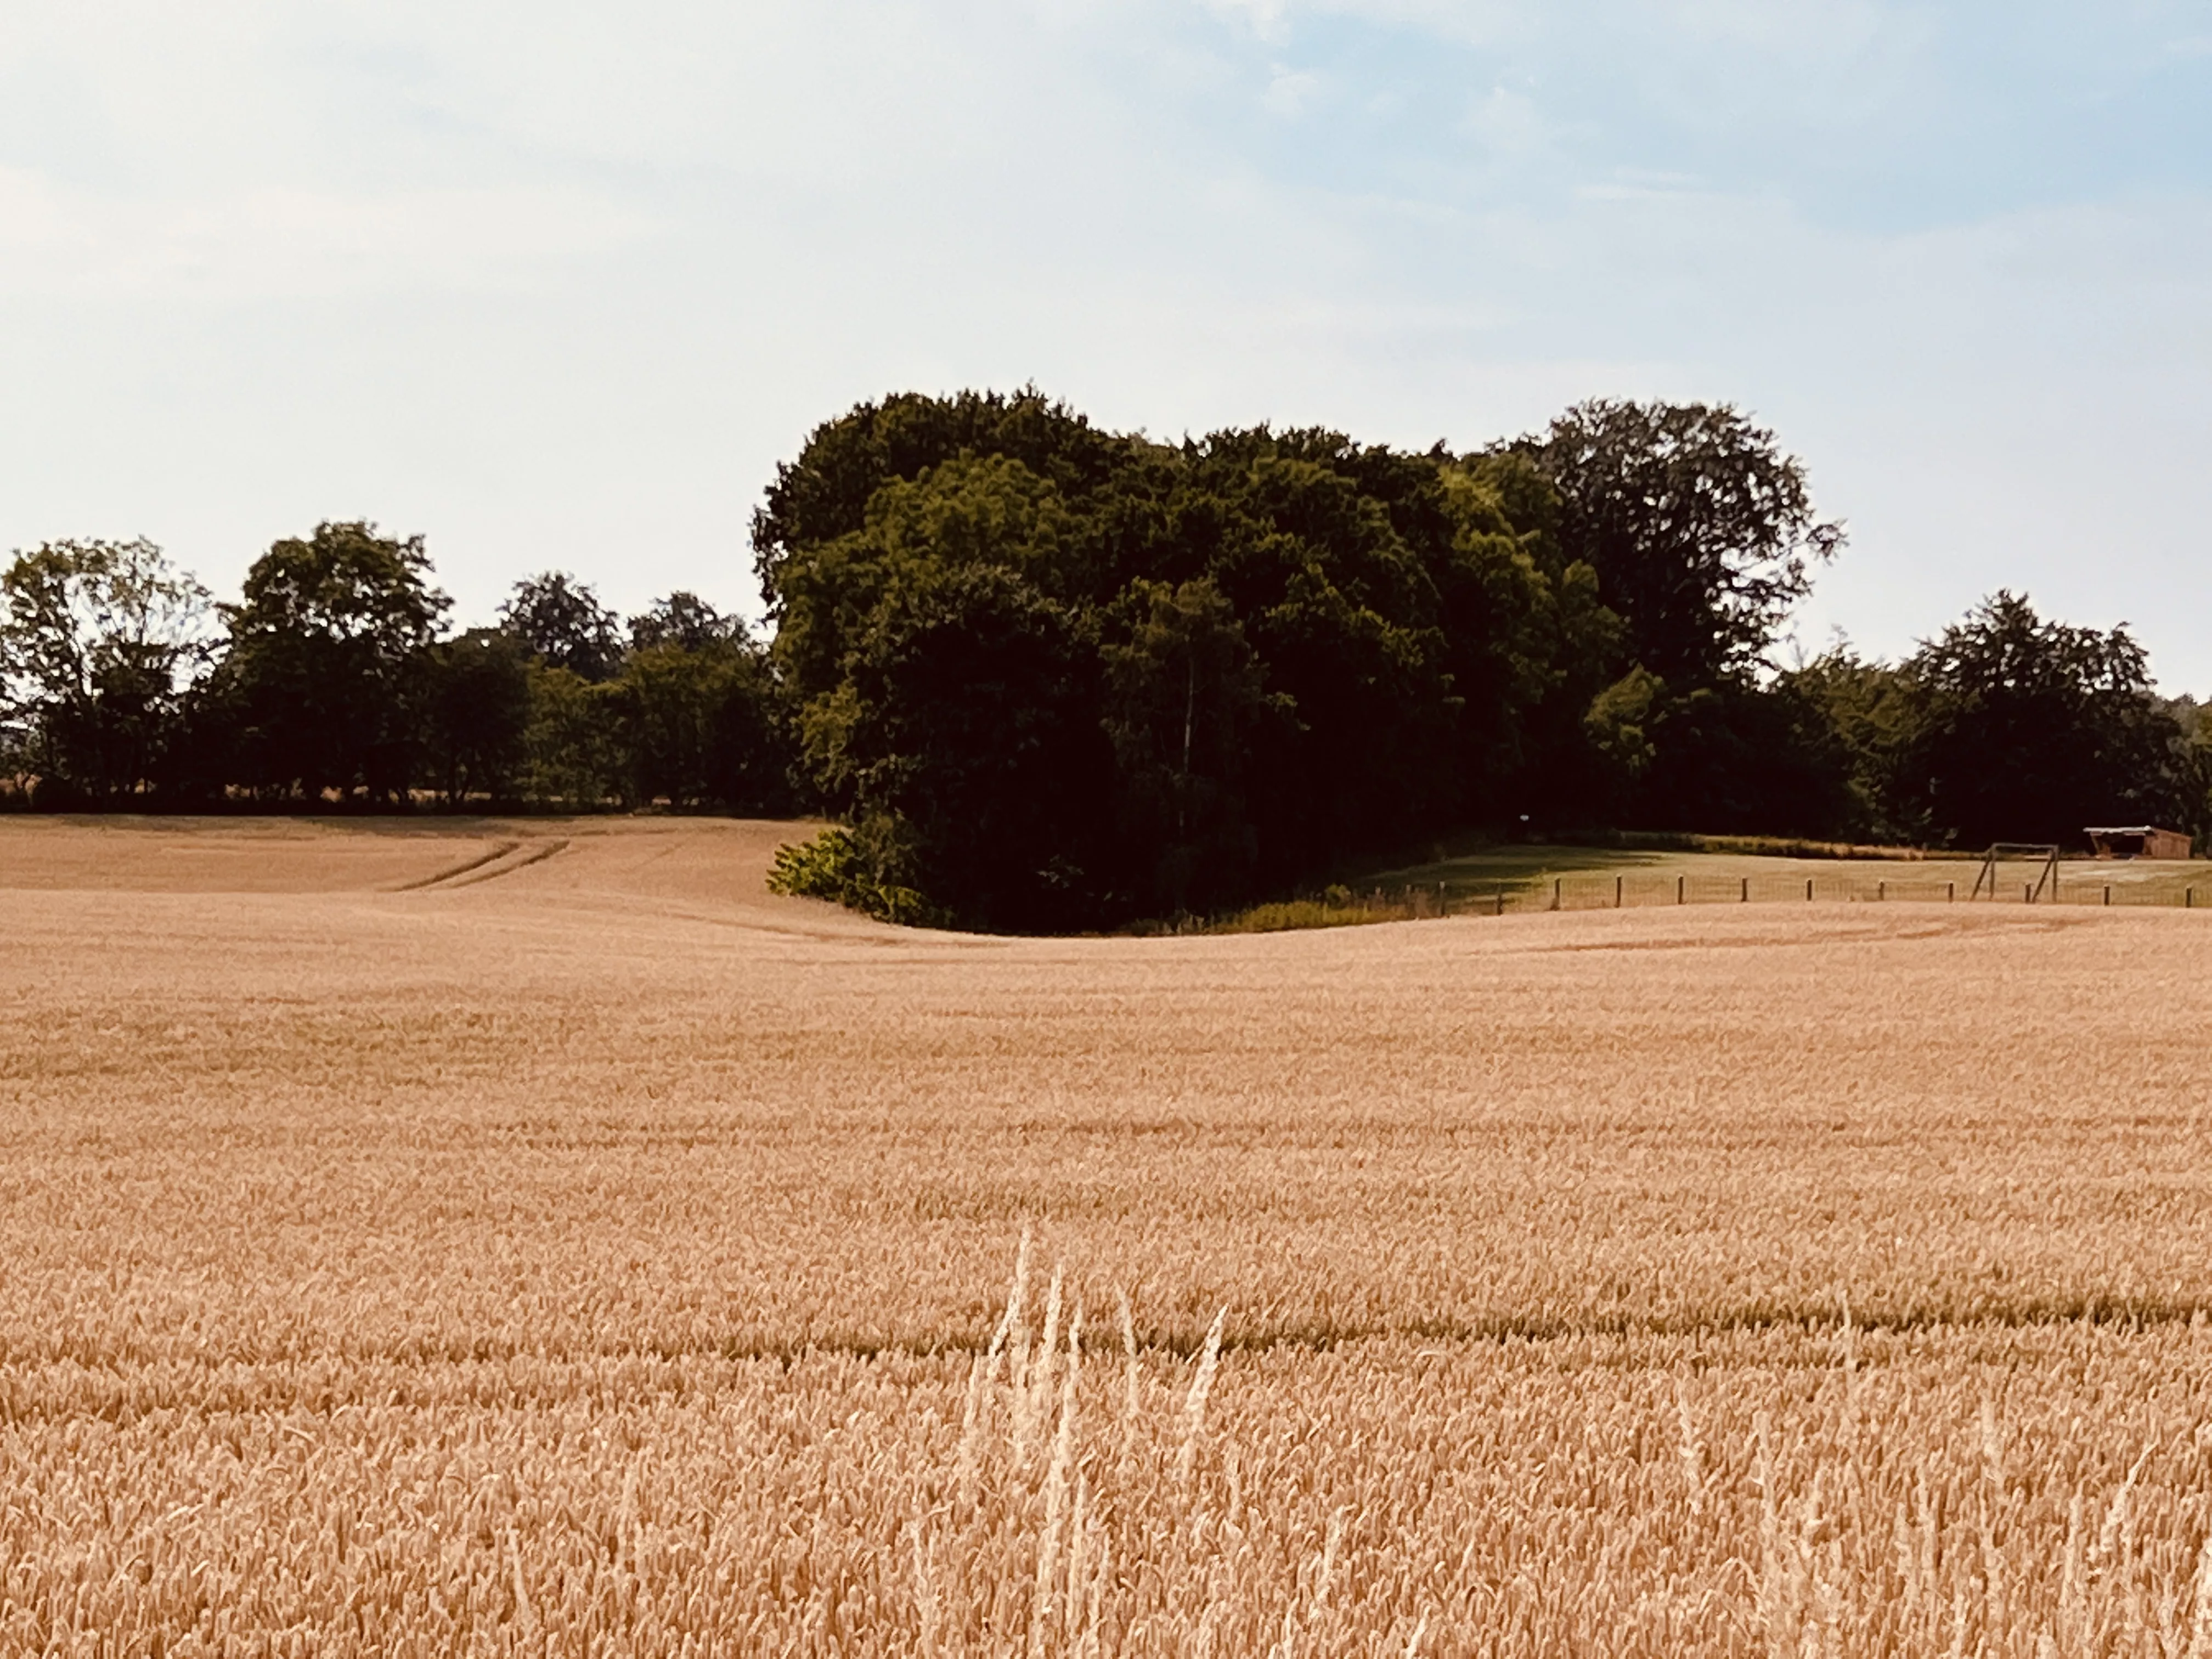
[2084,826,2193,860]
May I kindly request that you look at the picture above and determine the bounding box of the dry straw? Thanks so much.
[8,821,2212,1653]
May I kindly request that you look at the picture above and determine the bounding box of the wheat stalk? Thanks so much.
[1117,1286,1141,1466]
[910,1519,940,1659]
[1675,1377,1705,1517]
[1177,1305,1228,1487]
[959,1231,1031,1509]
[1028,1301,1081,1659]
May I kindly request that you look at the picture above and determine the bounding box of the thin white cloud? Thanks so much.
[1237,0,1523,47]
[1201,0,1295,43]
[1188,0,1887,53]
[1263,64,1324,114]
[0,170,653,298]
[1460,83,1553,160]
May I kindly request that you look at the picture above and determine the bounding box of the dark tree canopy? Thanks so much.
[629,591,748,654]
[1893,592,2191,848]
[758,391,1650,924]
[501,572,623,682]
[422,628,533,808]
[1101,578,1284,915]
[752,388,1143,596]
[210,521,448,802]
[802,559,1115,932]
[617,634,783,812]
[1519,399,1844,685]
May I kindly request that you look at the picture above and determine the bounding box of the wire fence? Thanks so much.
[1347,871,2209,919]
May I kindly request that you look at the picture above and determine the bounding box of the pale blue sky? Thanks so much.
[3,3,2209,681]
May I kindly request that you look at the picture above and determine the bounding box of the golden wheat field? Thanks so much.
[4,815,2212,1657]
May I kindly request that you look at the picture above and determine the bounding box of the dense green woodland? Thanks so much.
[0,535,788,824]
[5,391,2206,931]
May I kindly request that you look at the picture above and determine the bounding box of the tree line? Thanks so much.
[0,526,792,818]
[7,388,2207,932]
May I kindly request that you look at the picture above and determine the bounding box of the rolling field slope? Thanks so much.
[3,817,2211,1655]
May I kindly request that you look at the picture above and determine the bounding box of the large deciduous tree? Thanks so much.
[500,572,623,682]
[0,538,211,804]
[208,521,448,803]
[1894,591,2191,848]
[1520,399,1843,687]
